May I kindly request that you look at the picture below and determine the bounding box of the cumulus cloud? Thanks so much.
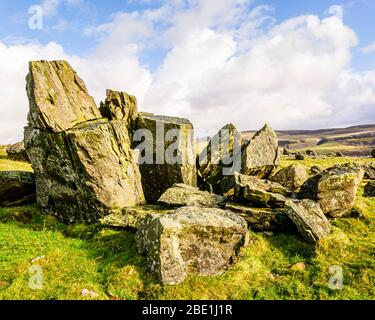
[1,0,375,143]
[362,41,375,54]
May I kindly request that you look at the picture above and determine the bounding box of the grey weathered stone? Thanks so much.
[26,60,101,132]
[136,112,197,203]
[100,89,138,137]
[25,119,145,223]
[0,171,36,207]
[310,165,323,175]
[270,164,308,191]
[234,173,294,208]
[158,183,226,208]
[364,181,375,197]
[225,203,295,232]
[197,123,242,194]
[284,199,331,243]
[6,141,29,162]
[135,206,249,285]
[306,150,317,157]
[240,124,280,178]
[99,205,174,229]
[295,153,305,161]
[299,166,364,218]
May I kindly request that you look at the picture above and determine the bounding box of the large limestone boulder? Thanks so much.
[240,124,280,178]
[284,199,331,243]
[197,123,242,194]
[6,141,29,162]
[26,60,101,132]
[99,89,138,137]
[270,164,308,191]
[0,171,36,207]
[135,206,249,285]
[225,203,295,232]
[99,205,175,229]
[158,183,225,208]
[25,120,145,222]
[136,112,196,203]
[299,167,364,218]
[234,173,294,208]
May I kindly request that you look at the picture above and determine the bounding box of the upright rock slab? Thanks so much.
[284,199,331,243]
[27,60,101,132]
[299,166,364,218]
[197,123,242,194]
[135,206,249,285]
[136,112,196,203]
[240,124,280,178]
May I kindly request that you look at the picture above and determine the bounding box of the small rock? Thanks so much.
[6,141,29,162]
[310,165,322,175]
[336,152,344,157]
[31,255,46,264]
[295,153,305,161]
[364,181,375,197]
[81,289,99,298]
[306,150,317,157]
[371,149,375,158]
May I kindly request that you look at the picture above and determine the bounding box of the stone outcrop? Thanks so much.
[225,203,295,232]
[299,166,364,218]
[6,141,29,162]
[26,60,101,132]
[0,171,36,207]
[135,206,249,285]
[136,112,196,203]
[197,123,242,194]
[364,181,375,197]
[158,184,225,208]
[270,164,308,191]
[241,124,280,178]
[99,205,174,229]
[284,199,331,243]
[234,173,294,208]
[25,61,145,223]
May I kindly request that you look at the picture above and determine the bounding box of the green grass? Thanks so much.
[0,148,32,172]
[0,155,374,300]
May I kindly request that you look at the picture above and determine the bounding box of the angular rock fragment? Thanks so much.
[158,183,226,208]
[26,60,101,132]
[135,206,249,285]
[234,173,294,208]
[6,141,29,162]
[135,112,196,203]
[99,205,175,229]
[270,164,308,191]
[225,203,295,232]
[0,171,36,207]
[299,166,364,218]
[25,119,145,223]
[197,123,242,194]
[284,199,331,243]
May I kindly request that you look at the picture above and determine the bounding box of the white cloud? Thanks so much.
[362,41,375,54]
[41,0,83,17]
[1,0,375,143]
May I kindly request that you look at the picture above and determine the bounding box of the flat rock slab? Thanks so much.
[27,60,101,132]
[99,205,175,229]
[0,171,36,207]
[158,183,226,208]
[299,166,364,218]
[284,199,331,243]
[135,206,249,285]
[234,173,294,208]
[225,203,295,232]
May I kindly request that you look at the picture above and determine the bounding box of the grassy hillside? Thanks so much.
[0,155,374,300]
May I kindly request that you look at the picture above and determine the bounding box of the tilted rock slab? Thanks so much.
[270,164,308,191]
[158,183,226,208]
[225,203,295,232]
[197,123,242,194]
[299,166,364,218]
[136,112,197,203]
[234,173,294,208]
[27,60,101,132]
[284,199,331,243]
[25,120,145,223]
[135,206,249,285]
[0,171,36,207]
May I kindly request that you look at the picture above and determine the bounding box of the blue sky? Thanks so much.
[1,0,375,143]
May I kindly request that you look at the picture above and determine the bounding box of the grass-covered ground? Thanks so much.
[0,155,374,300]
